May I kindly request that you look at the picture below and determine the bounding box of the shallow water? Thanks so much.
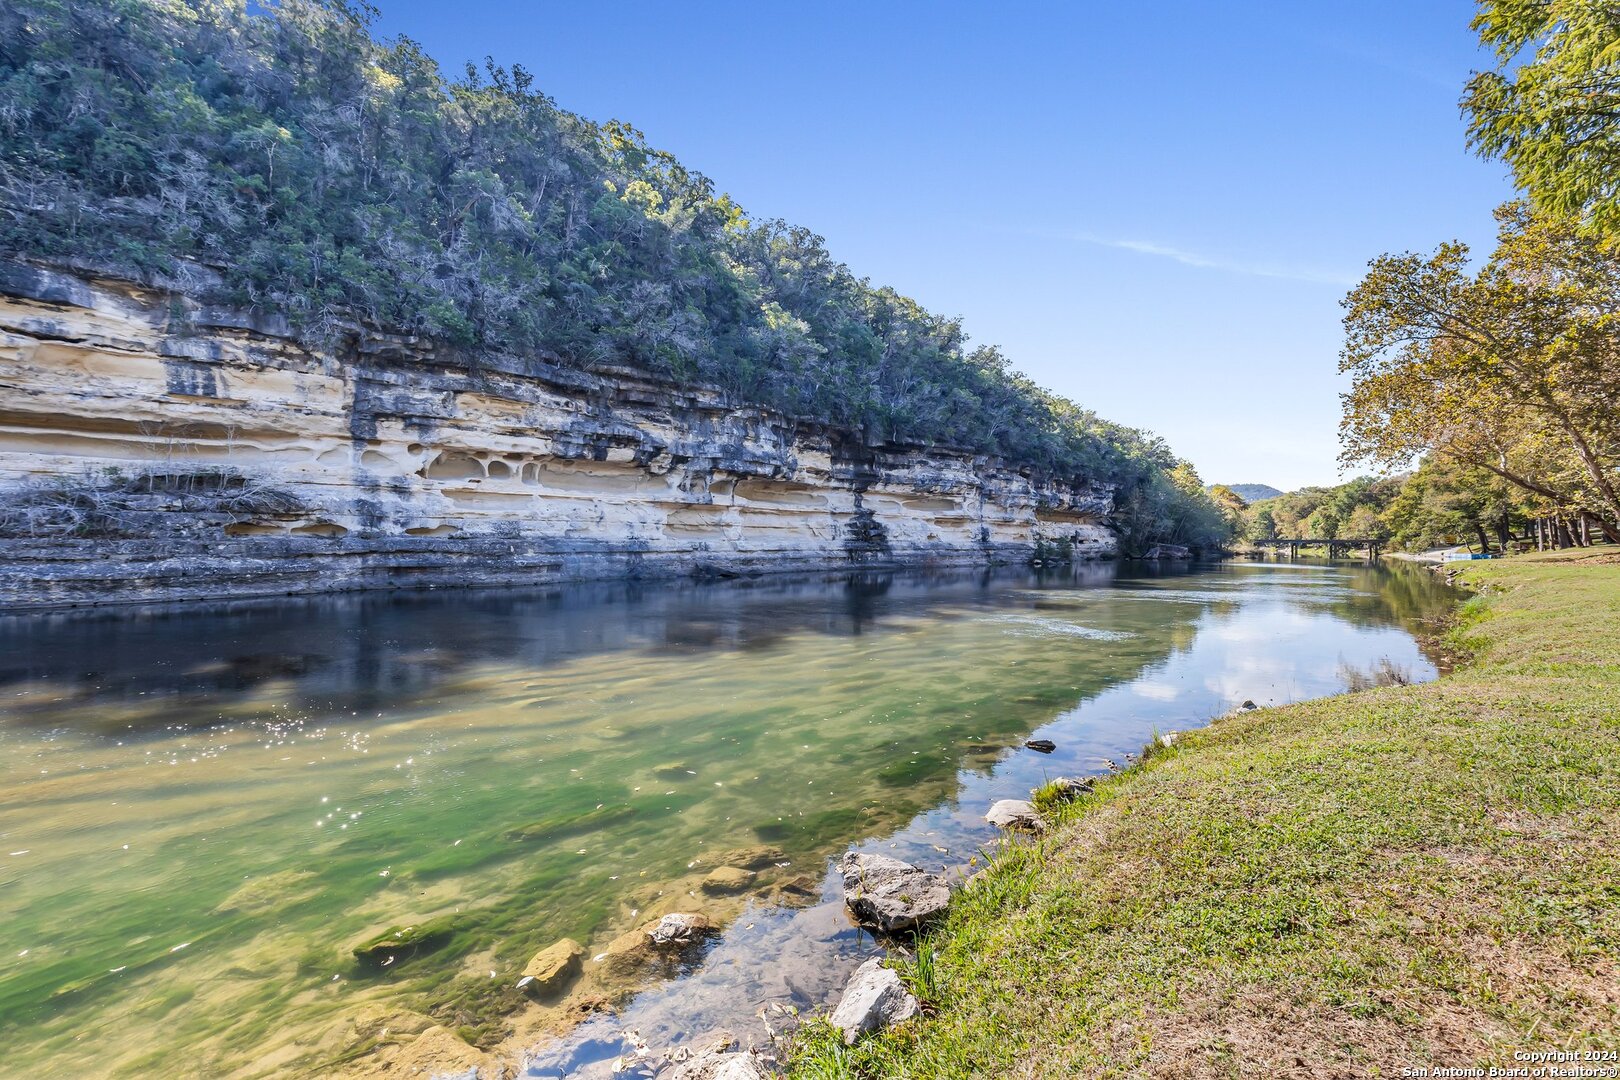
[0,560,1454,1078]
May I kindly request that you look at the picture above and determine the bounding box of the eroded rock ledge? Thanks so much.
[0,263,1116,608]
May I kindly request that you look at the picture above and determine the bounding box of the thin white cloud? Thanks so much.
[1132,681,1181,702]
[1073,234,1358,287]
[1305,34,1459,94]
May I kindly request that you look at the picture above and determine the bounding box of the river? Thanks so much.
[0,559,1455,1078]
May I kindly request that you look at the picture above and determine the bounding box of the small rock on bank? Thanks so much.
[838,852,951,934]
[828,957,920,1045]
[1042,776,1094,802]
[985,799,1045,832]
[668,1047,773,1080]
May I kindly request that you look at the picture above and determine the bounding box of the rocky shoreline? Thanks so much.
[477,718,1233,1080]
[329,749,1132,1080]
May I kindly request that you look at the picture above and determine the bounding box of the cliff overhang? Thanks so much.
[0,263,1116,608]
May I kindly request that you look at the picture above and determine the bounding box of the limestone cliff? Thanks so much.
[0,263,1115,608]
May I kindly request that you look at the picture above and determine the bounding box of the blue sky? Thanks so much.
[373,1,1512,490]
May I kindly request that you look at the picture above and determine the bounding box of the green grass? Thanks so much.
[786,549,1620,1077]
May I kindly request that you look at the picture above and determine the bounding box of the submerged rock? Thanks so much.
[324,1004,436,1057]
[828,957,920,1045]
[504,803,635,843]
[214,868,320,915]
[838,852,950,934]
[699,844,787,871]
[985,799,1045,832]
[598,929,660,976]
[351,916,456,966]
[601,912,719,974]
[684,1028,739,1056]
[600,926,649,967]
[772,874,821,901]
[519,938,584,996]
[648,912,716,948]
[701,866,757,894]
[377,1024,490,1079]
[1024,738,1057,753]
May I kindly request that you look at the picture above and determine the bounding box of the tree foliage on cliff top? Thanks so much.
[0,0,1226,549]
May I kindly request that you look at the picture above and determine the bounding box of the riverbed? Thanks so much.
[0,560,1455,1078]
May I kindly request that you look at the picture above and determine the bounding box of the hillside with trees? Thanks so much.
[1222,483,1284,503]
[0,0,1231,555]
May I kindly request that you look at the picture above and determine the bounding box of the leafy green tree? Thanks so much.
[1206,484,1248,534]
[1305,507,1340,540]
[1379,457,1526,553]
[1247,504,1278,541]
[1465,2,1620,236]
[1340,204,1620,540]
[1344,505,1383,540]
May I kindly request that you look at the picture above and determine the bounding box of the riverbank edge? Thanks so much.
[0,539,1098,614]
[785,548,1620,1076]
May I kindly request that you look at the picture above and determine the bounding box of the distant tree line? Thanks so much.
[0,0,1233,554]
[1223,469,1559,555]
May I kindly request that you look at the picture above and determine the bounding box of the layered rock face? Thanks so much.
[0,263,1115,608]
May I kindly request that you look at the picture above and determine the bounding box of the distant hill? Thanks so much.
[1222,484,1285,502]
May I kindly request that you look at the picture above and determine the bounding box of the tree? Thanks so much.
[1248,504,1278,541]
[1306,507,1340,540]
[1108,460,1235,556]
[1340,204,1620,541]
[1344,504,1382,540]
[1206,484,1248,534]
[1379,457,1528,553]
[1465,2,1620,236]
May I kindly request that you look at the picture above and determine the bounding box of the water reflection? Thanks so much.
[0,566,1120,731]
[0,560,1454,1078]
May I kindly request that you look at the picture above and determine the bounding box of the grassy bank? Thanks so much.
[789,549,1620,1077]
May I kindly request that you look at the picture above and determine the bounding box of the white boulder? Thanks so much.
[838,852,951,933]
[985,799,1045,832]
[828,957,920,1045]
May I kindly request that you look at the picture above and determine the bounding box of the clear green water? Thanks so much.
[0,561,1454,1077]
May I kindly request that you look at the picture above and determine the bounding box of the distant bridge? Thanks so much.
[1244,538,1383,559]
